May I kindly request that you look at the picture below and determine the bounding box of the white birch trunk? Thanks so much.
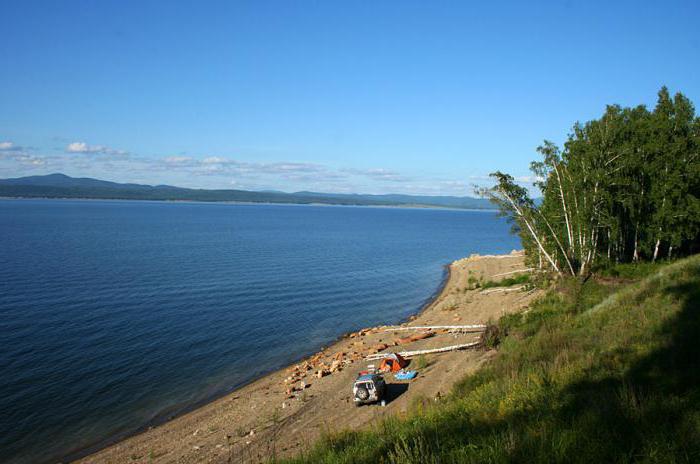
[500,190,562,275]
[536,209,576,275]
[564,169,582,259]
[554,163,575,252]
[653,166,668,263]
[653,238,661,262]
[579,181,599,275]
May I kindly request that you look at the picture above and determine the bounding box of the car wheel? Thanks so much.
[355,386,369,401]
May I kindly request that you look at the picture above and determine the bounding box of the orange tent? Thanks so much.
[378,353,408,373]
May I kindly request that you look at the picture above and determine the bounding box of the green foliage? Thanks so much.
[414,355,431,370]
[281,255,700,464]
[478,324,501,350]
[466,272,483,289]
[479,87,700,276]
[597,261,665,280]
[479,273,530,289]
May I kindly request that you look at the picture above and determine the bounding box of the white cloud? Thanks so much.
[19,156,46,166]
[343,167,410,182]
[141,155,482,194]
[0,141,47,168]
[514,175,542,183]
[0,152,48,167]
[469,174,541,184]
[1,138,509,196]
[0,141,29,153]
[66,141,127,156]
[159,156,340,181]
[202,156,228,164]
[163,156,194,165]
[264,162,324,173]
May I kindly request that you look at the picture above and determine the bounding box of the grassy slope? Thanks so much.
[285,255,700,463]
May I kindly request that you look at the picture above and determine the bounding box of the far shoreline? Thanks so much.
[0,196,500,212]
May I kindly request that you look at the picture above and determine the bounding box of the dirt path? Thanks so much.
[76,251,539,464]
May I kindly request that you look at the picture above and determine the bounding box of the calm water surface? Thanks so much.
[0,199,519,463]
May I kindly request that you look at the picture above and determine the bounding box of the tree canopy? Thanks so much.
[479,87,700,276]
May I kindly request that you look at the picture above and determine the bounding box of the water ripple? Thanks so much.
[0,200,519,464]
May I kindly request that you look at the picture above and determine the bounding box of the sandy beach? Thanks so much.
[75,250,540,464]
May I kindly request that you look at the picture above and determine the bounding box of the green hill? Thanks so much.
[286,255,700,463]
[0,173,497,210]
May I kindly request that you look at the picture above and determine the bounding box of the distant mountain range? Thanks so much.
[0,173,497,209]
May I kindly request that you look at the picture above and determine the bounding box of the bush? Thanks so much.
[480,273,530,289]
[479,324,501,350]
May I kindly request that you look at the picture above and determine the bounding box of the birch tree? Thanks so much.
[478,87,700,277]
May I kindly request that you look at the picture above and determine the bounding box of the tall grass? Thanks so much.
[283,254,700,463]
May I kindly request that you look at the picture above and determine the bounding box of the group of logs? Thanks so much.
[279,325,430,397]
[281,339,370,398]
[279,323,482,398]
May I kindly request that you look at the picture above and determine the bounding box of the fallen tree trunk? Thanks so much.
[489,268,534,277]
[382,325,486,333]
[365,341,481,360]
[480,285,526,294]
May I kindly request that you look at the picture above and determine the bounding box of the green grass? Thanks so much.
[480,273,531,289]
[597,261,666,280]
[414,355,431,370]
[282,255,700,463]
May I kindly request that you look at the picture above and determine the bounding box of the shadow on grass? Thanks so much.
[628,277,700,395]
[492,263,700,461]
[384,383,409,404]
[549,266,700,461]
[397,263,699,461]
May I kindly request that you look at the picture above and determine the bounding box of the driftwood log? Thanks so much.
[381,324,486,333]
[365,341,481,360]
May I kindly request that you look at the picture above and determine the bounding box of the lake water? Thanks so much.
[0,199,519,463]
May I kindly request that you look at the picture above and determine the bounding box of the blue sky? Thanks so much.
[1,1,698,195]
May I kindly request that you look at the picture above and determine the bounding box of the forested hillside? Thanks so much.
[0,174,496,209]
